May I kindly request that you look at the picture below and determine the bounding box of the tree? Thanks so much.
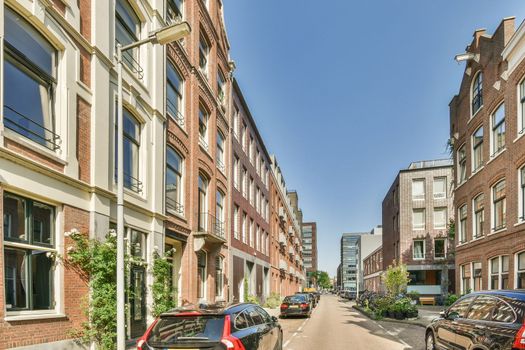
[316,271,332,289]
[382,261,410,297]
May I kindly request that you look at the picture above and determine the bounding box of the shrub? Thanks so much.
[406,290,420,301]
[383,261,410,297]
[445,294,459,306]
[246,295,260,305]
[264,293,282,309]
[151,248,177,317]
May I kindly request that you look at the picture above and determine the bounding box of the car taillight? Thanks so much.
[300,303,308,309]
[514,325,525,349]
[280,303,288,309]
[137,319,158,350]
[221,315,246,350]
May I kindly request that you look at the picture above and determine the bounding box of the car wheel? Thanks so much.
[425,331,435,350]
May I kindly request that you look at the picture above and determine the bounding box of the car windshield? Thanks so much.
[284,296,306,303]
[148,315,225,344]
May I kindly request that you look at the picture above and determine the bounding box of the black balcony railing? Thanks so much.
[115,170,143,193]
[166,98,185,128]
[166,196,184,215]
[4,105,61,151]
[198,212,225,239]
[116,41,144,80]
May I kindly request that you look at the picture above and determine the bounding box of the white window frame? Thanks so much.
[434,238,446,260]
[412,208,425,230]
[433,207,447,229]
[519,77,525,137]
[490,102,506,157]
[412,240,425,260]
[491,179,506,232]
[234,205,239,240]
[471,71,483,116]
[233,155,239,190]
[458,204,467,244]
[519,166,525,223]
[489,255,509,290]
[412,179,425,201]
[433,177,447,199]
[460,263,472,294]
[516,251,525,289]
[472,193,484,239]
[472,126,484,173]
[457,144,467,185]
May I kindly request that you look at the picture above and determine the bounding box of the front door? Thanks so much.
[130,266,147,338]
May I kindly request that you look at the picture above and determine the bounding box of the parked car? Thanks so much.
[295,292,317,307]
[425,290,525,350]
[280,294,312,318]
[137,303,283,350]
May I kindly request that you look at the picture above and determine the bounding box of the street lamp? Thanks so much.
[116,21,190,350]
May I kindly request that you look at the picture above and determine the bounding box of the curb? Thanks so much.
[351,305,427,329]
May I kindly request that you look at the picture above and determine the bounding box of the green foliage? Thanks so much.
[382,261,410,297]
[406,290,420,301]
[448,219,455,242]
[246,295,260,305]
[445,294,459,306]
[263,292,282,309]
[243,278,249,302]
[316,271,332,289]
[151,248,177,317]
[61,229,127,350]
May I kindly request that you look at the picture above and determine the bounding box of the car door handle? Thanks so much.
[474,324,486,330]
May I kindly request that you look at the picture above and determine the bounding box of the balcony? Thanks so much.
[194,212,226,245]
[114,171,143,193]
[279,232,286,247]
[288,246,295,258]
[278,207,287,223]
[216,158,225,173]
[4,105,61,151]
[279,259,287,271]
[166,196,184,215]
[294,236,300,246]
[288,226,294,237]
[199,135,209,151]
[166,98,185,128]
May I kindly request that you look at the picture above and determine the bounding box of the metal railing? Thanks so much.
[4,105,61,151]
[166,196,184,215]
[115,171,143,193]
[166,98,185,128]
[199,135,209,150]
[198,212,225,239]
[216,158,225,173]
[116,41,144,80]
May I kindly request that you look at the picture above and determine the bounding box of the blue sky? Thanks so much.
[223,1,525,276]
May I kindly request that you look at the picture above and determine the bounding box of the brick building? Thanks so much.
[363,246,383,293]
[302,222,318,288]
[0,0,233,348]
[449,17,525,294]
[269,155,305,297]
[382,159,455,296]
[229,79,271,303]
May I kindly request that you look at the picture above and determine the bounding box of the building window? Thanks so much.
[249,177,254,206]
[166,0,183,24]
[233,104,239,138]
[241,122,246,152]
[473,262,482,291]
[242,167,248,198]
[199,34,210,78]
[492,180,506,231]
[198,175,208,231]
[471,72,483,115]
[197,251,206,299]
[3,193,55,311]
[472,126,484,172]
[491,103,505,155]
[412,209,425,230]
[433,177,447,199]
[458,145,467,184]
[216,190,225,236]
[412,179,425,200]
[459,205,467,243]
[434,238,445,259]
[217,69,226,104]
[490,256,509,290]
[518,79,525,135]
[256,225,260,251]
[242,212,247,244]
[166,147,184,215]
[115,0,142,78]
[216,131,225,172]
[215,256,223,298]
[198,106,209,150]
[233,155,239,190]
[249,219,254,248]
[4,8,59,151]
[167,61,184,127]
[433,207,447,229]
[461,264,471,294]
[233,205,239,240]
[413,240,425,260]
[117,109,141,192]
[473,193,484,238]
[520,167,525,222]
[517,252,525,288]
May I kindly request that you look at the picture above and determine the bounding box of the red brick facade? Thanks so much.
[363,246,383,293]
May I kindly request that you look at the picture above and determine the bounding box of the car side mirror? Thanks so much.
[271,316,278,323]
[439,310,446,318]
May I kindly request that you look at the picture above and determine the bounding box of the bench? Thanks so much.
[419,296,436,306]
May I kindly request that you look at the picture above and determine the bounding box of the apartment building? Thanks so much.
[0,0,232,348]
[269,156,305,297]
[340,232,367,293]
[358,226,382,292]
[229,79,271,303]
[449,17,525,294]
[363,246,383,293]
[302,222,318,288]
[382,159,455,296]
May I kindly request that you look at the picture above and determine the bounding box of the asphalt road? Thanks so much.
[278,294,426,350]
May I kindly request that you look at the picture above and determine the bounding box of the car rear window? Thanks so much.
[149,315,225,344]
[284,296,306,303]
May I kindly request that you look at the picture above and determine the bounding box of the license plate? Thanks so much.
[289,305,299,309]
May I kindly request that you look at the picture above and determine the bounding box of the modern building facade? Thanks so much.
[449,17,525,294]
[269,156,305,297]
[229,79,271,303]
[340,232,367,293]
[363,246,384,293]
[358,226,382,292]
[382,159,455,296]
[302,222,318,288]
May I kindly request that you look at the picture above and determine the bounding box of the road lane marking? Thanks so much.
[373,321,411,348]
[284,317,310,348]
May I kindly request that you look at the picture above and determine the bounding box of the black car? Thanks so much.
[295,292,317,307]
[280,295,312,318]
[425,290,525,350]
[137,303,283,350]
